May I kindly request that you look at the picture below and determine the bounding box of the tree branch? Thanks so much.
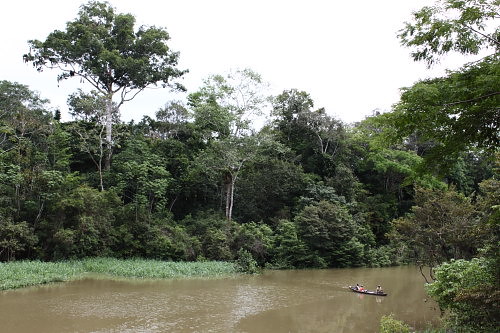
[118,86,145,107]
[52,63,106,95]
[443,91,500,107]
[419,264,431,284]
[462,23,500,47]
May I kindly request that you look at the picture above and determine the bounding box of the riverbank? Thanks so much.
[0,257,239,290]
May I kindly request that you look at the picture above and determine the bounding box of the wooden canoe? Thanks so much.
[349,286,387,296]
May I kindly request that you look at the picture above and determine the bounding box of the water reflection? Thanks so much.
[0,266,440,333]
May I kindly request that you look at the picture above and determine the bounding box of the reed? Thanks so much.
[0,260,84,290]
[0,258,238,290]
[80,257,238,279]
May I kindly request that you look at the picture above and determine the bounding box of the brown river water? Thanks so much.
[0,266,440,333]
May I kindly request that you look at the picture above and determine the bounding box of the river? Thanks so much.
[0,266,440,332]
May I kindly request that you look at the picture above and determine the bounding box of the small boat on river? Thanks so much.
[349,286,387,296]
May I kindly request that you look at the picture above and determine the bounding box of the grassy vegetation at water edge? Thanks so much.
[0,258,239,290]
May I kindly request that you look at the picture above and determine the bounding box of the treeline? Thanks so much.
[0,76,494,269]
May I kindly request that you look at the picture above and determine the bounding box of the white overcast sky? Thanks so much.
[0,0,473,124]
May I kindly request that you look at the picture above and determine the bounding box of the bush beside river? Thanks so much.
[0,258,238,290]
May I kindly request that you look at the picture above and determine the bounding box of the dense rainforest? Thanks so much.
[1,0,498,331]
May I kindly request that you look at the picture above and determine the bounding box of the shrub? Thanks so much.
[379,314,411,333]
[426,258,499,332]
[235,248,259,274]
[234,222,274,265]
[0,218,38,261]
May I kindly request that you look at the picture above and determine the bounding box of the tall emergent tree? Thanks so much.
[189,69,270,220]
[24,0,187,169]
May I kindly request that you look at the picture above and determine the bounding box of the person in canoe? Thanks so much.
[349,284,388,296]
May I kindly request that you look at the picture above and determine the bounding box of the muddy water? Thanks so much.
[0,266,440,333]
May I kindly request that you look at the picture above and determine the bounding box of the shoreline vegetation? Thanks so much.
[0,258,239,291]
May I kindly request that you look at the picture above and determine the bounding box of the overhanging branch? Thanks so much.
[443,91,500,107]
[462,23,500,47]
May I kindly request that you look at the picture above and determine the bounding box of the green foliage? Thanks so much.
[233,138,307,223]
[327,163,362,202]
[0,260,84,290]
[352,119,446,244]
[398,0,499,66]
[152,100,192,139]
[366,148,426,192]
[234,222,274,265]
[188,70,270,220]
[46,123,73,171]
[23,0,187,170]
[0,258,238,290]
[0,163,22,217]
[41,185,119,259]
[79,257,238,279]
[271,219,319,269]
[387,58,499,172]
[235,248,259,274]
[389,186,478,273]
[474,176,500,258]
[0,81,51,139]
[181,212,235,261]
[383,0,500,173]
[190,68,268,139]
[23,1,187,96]
[0,79,424,269]
[294,201,363,267]
[271,89,350,178]
[297,181,346,210]
[426,258,499,332]
[190,90,232,140]
[203,227,234,261]
[363,245,394,267]
[112,138,172,215]
[0,218,37,261]
[0,76,495,281]
[67,89,112,123]
[360,194,399,244]
[52,228,75,260]
[1,5,498,331]
[379,314,411,333]
[447,152,494,196]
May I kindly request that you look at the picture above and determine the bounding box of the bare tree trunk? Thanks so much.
[169,195,178,212]
[34,201,44,227]
[225,173,233,220]
[228,177,235,221]
[97,159,104,191]
[15,183,20,218]
[104,96,113,170]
